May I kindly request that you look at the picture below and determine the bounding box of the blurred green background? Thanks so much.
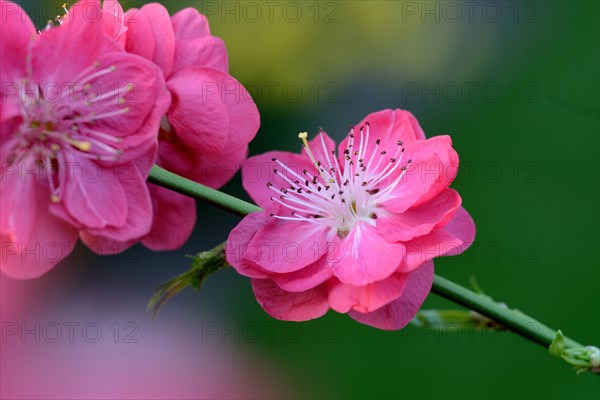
[8,0,600,399]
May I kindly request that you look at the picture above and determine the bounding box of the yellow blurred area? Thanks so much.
[195,1,501,93]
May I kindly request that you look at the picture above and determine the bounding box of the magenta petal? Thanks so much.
[63,158,128,229]
[79,233,136,255]
[270,258,334,292]
[173,37,228,73]
[382,135,459,213]
[1,102,22,142]
[242,151,313,209]
[377,189,462,242]
[33,7,119,83]
[167,67,259,154]
[337,109,426,176]
[246,218,327,274]
[400,206,475,272]
[0,0,36,82]
[0,161,37,243]
[226,212,270,279]
[328,272,410,313]
[141,184,196,251]
[1,181,78,279]
[136,3,175,76]
[67,51,168,164]
[124,7,156,61]
[333,222,405,286]
[357,109,426,143]
[348,261,434,330]
[251,278,330,321]
[441,206,476,250]
[101,0,127,45]
[402,232,462,273]
[132,142,159,179]
[82,162,153,244]
[171,8,211,40]
[166,68,227,152]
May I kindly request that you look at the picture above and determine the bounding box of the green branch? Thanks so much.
[148,165,596,371]
[148,165,261,217]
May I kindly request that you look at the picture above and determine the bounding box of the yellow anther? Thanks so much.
[50,194,60,203]
[297,131,330,184]
[68,139,91,152]
[78,141,92,151]
[123,107,130,113]
[109,65,117,72]
[50,144,60,151]
[126,83,135,91]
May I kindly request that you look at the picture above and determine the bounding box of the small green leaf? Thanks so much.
[147,243,229,318]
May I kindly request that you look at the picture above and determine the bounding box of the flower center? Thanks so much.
[268,124,412,238]
[5,62,132,203]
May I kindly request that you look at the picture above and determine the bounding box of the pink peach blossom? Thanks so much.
[120,3,260,250]
[0,0,170,278]
[226,109,476,329]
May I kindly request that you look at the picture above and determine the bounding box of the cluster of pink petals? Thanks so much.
[227,109,476,329]
[0,0,169,278]
[1,0,259,278]
[95,0,260,251]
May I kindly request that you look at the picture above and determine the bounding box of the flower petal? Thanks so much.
[171,8,211,40]
[251,278,330,321]
[0,0,36,82]
[226,212,270,279]
[246,217,327,274]
[0,160,38,243]
[81,162,153,247]
[134,3,174,76]
[401,208,474,273]
[173,37,228,73]
[242,151,313,209]
[337,109,426,177]
[141,184,196,251]
[348,261,434,330]
[382,135,459,213]
[124,7,155,61]
[79,233,136,255]
[332,222,405,286]
[270,258,333,292]
[33,5,120,83]
[166,67,259,154]
[68,51,169,164]
[1,181,77,279]
[376,189,462,242]
[101,0,127,45]
[442,206,476,250]
[328,271,410,313]
[62,156,128,230]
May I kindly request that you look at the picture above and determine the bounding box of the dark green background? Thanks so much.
[10,0,600,398]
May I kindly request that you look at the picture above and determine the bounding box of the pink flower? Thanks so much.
[118,3,260,250]
[0,0,170,278]
[226,109,476,329]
